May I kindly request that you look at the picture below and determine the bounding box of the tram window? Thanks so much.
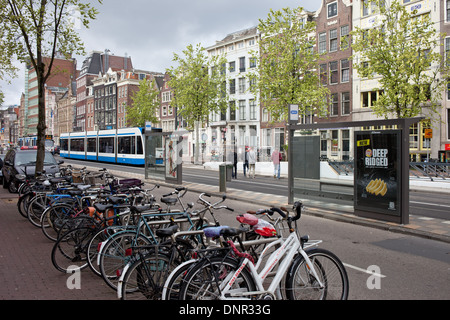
[137,136,143,154]
[61,139,68,151]
[87,138,96,152]
[118,136,132,154]
[99,137,114,153]
[70,139,85,152]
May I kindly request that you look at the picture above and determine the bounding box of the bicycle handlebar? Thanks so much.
[247,201,302,222]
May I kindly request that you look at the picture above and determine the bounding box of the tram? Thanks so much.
[59,127,145,165]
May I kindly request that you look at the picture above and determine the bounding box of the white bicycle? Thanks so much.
[174,201,349,300]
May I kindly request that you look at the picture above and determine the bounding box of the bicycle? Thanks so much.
[97,190,233,291]
[176,201,349,300]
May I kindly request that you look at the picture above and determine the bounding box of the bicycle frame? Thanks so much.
[219,231,324,300]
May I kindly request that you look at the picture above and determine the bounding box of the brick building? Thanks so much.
[315,0,353,160]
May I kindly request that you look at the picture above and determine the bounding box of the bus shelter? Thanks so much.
[144,128,182,184]
[287,106,422,225]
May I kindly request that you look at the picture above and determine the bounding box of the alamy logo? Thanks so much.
[66,265,81,290]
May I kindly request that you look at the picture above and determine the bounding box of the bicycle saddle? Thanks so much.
[94,203,113,212]
[160,197,177,204]
[156,224,179,238]
[77,184,92,191]
[130,204,152,213]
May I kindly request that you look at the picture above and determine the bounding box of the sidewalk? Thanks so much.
[101,163,450,244]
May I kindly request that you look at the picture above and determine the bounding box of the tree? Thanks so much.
[127,78,160,127]
[0,0,101,174]
[351,0,448,120]
[167,43,228,164]
[248,6,329,121]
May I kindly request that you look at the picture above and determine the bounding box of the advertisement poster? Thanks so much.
[165,137,178,179]
[354,130,401,216]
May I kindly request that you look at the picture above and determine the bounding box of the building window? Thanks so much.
[340,25,349,49]
[229,61,236,73]
[262,108,269,122]
[249,99,257,120]
[342,92,350,115]
[447,0,450,22]
[447,109,450,140]
[239,57,246,72]
[229,101,236,121]
[445,38,450,67]
[319,32,327,54]
[320,63,327,85]
[341,59,350,83]
[361,90,383,108]
[238,78,246,94]
[327,2,338,18]
[329,61,338,84]
[239,100,246,120]
[329,29,338,52]
[229,79,236,94]
[330,93,339,116]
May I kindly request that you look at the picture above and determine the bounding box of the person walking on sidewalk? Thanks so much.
[243,147,249,177]
[272,148,281,179]
[248,147,256,178]
[232,150,238,179]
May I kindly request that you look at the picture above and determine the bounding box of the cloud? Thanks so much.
[1,0,319,107]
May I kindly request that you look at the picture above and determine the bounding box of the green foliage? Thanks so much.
[0,0,101,173]
[127,78,160,127]
[166,43,228,129]
[351,0,448,120]
[248,6,329,121]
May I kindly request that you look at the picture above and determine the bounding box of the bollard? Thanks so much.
[219,164,226,192]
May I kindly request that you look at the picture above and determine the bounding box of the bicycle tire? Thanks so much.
[86,225,129,277]
[27,194,52,227]
[98,231,153,290]
[178,256,256,300]
[40,204,78,241]
[119,250,174,300]
[285,248,349,300]
[17,192,33,218]
[51,226,96,273]
[161,259,197,300]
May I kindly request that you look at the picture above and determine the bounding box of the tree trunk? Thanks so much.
[35,62,47,176]
[194,120,200,164]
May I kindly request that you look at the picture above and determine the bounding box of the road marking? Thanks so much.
[411,201,450,209]
[344,263,386,278]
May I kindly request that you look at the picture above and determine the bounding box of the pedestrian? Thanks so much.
[232,150,238,179]
[272,148,280,179]
[248,147,256,178]
[243,146,249,177]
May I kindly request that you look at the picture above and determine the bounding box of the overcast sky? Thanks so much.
[1,0,319,108]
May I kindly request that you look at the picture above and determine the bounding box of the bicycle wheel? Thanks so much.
[41,204,78,241]
[86,225,128,277]
[98,231,153,290]
[161,259,197,300]
[27,194,52,227]
[17,192,34,218]
[285,248,349,300]
[178,256,256,300]
[51,226,96,273]
[120,250,173,300]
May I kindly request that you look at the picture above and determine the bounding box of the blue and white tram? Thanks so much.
[60,127,145,165]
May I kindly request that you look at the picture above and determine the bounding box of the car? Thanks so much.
[2,146,63,193]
